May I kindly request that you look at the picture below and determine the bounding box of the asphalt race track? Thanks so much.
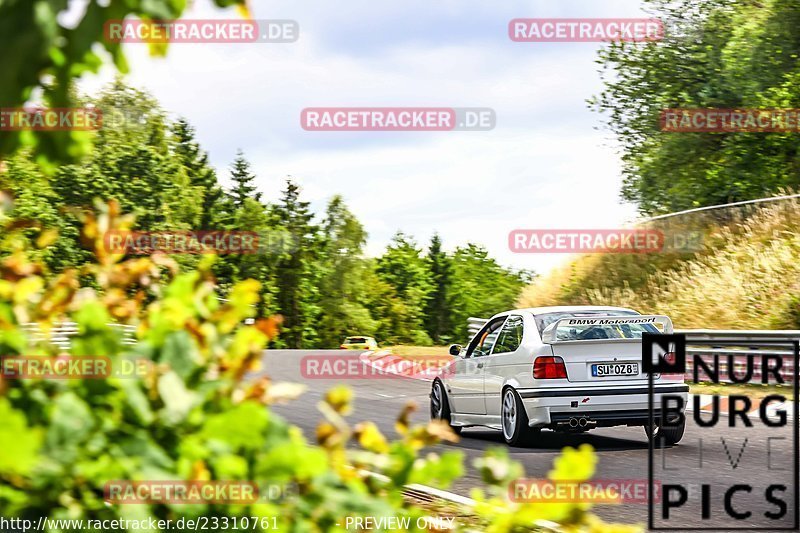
[260,350,798,531]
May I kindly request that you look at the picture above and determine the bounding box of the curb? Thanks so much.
[358,469,562,533]
[359,350,447,382]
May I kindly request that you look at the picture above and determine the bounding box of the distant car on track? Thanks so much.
[340,336,378,350]
[430,306,688,446]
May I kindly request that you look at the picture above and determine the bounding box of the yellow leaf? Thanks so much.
[354,422,389,453]
[324,385,353,415]
[14,276,44,304]
[190,460,211,481]
[549,443,596,483]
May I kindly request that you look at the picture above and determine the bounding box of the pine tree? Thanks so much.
[272,179,319,348]
[172,118,225,228]
[229,150,262,209]
[424,233,451,344]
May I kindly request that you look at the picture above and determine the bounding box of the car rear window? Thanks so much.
[534,310,646,336]
[345,337,367,343]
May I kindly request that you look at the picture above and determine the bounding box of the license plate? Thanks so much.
[591,363,639,377]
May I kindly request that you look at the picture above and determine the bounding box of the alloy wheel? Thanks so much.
[502,389,517,440]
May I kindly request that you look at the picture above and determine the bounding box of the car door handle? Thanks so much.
[477,362,484,368]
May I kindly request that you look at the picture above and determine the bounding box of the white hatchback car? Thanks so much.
[430,306,688,446]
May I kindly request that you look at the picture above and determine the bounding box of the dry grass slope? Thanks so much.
[518,198,800,329]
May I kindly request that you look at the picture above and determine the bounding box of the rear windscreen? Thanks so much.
[534,310,660,339]
[345,337,367,343]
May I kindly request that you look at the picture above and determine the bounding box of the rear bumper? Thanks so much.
[516,384,689,428]
[549,409,680,428]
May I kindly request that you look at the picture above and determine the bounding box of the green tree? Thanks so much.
[3,81,208,273]
[424,233,451,344]
[216,197,279,316]
[53,81,201,231]
[593,0,800,215]
[215,151,271,307]
[317,196,375,347]
[172,118,227,229]
[361,264,421,346]
[272,180,320,348]
[448,244,530,341]
[228,151,262,209]
[375,232,433,345]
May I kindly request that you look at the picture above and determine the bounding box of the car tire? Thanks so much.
[644,416,686,446]
[430,380,462,435]
[502,387,538,447]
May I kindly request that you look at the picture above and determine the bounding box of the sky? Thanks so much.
[73,0,656,274]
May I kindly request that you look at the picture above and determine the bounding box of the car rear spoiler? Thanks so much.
[541,315,673,344]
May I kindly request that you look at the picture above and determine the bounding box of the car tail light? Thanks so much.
[664,351,676,364]
[533,356,567,379]
[340,345,347,349]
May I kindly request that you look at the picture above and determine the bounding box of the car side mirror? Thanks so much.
[449,344,463,356]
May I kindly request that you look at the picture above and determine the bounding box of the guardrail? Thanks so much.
[466,318,799,383]
[467,317,487,337]
[681,330,798,383]
[21,322,137,351]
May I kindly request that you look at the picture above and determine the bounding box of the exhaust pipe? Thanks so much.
[556,417,597,431]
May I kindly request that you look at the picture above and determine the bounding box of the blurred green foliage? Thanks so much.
[0,199,461,529]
